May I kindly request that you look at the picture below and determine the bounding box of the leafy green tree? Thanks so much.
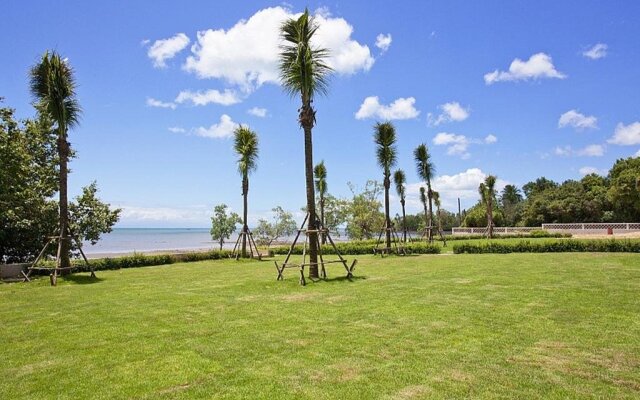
[479,175,498,237]
[319,194,349,238]
[373,122,397,249]
[500,184,523,226]
[414,144,435,241]
[69,182,121,246]
[462,202,504,228]
[607,157,640,221]
[314,161,328,244]
[233,126,259,258]
[346,181,384,240]
[254,206,297,248]
[210,204,241,251]
[523,177,557,198]
[393,169,408,242]
[29,51,82,269]
[279,9,332,279]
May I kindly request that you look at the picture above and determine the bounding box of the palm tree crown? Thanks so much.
[279,9,332,107]
[433,191,441,209]
[314,161,327,196]
[420,187,427,206]
[414,144,435,182]
[393,169,406,200]
[479,175,497,204]
[373,122,397,174]
[234,126,259,178]
[30,51,81,135]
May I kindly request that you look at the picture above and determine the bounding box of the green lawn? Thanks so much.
[1,253,639,399]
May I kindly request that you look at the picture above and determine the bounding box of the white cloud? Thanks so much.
[558,110,598,130]
[247,107,267,117]
[194,114,238,139]
[183,7,374,92]
[579,166,605,176]
[355,96,419,120]
[375,33,392,52]
[635,149,640,157]
[433,132,470,159]
[146,97,176,110]
[175,89,240,106]
[484,134,498,144]
[404,168,508,210]
[583,43,607,60]
[428,102,469,126]
[484,52,566,85]
[147,33,190,68]
[608,122,640,146]
[555,144,605,157]
[168,126,186,133]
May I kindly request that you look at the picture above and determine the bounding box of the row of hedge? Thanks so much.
[453,239,640,254]
[427,230,572,241]
[271,241,441,255]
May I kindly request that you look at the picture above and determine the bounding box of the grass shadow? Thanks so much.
[63,274,105,285]
[315,275,367,284]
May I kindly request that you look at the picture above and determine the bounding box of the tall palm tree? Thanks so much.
[479,175,497,238]
[279,9,332,279]
[419,187,429,236]
[393,169,407,242]
[29,51,81,270]
[314,160,327,244]
[414,144,435,242]
[234,126,259,258]
[373,122,397,250]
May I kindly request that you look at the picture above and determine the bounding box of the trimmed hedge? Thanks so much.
[271,241,441,255]
[453,239,640,254]
[436,230,571,241]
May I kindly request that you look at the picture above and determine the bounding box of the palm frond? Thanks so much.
[419,186,427,206]
[393,169,406,198]
[432,191,441,208]
[314,160,327,195]
[414,143,435,182]
[373,122,397,172]
[234,125,259,177]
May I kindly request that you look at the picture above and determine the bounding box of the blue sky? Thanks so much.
[2,1,639,227]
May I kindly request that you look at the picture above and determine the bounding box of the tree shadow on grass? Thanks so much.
[62,274,105,285]
[313,275,367,284]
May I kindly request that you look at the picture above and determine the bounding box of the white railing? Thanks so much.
[452,227,538,235]
[542,223,640,232]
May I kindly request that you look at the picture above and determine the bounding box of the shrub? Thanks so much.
[271,240,440,255]
[453,239,640,254]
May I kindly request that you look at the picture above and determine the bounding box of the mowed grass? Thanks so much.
[1,253,639,399]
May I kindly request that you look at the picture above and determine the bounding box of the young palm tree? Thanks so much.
[432,191,447,245]
[234,126,259,258]
[279,9,332,278]
[419,187,429,236]
[29,51,81,270]
[479,175,497,238]
[314,161,327,244]
[373,122,398,250]
[414,144,435,242]
[393,169,407,242]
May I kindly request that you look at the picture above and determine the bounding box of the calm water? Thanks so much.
[82,228,351,256]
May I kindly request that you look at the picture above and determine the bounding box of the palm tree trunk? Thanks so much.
[242,176,248,258]
[58,131,71,272]
[487,201,494,239]
[401,199,407,242]
[384,175,391,249]
[303,124,319,279]
[320,196,326,245]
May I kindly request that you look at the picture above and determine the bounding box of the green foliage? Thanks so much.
[373,122,397,174]
[345,181,384,240]
[500,184,523,226]
[70,181,121,246]
[393,169,406,200]
[462,202,504,227]
[210,204,241,250]
[254,206,297,247]
[319,194,349,237]
[453,239,640,254]
[414,144,435,182]
[271,240,441,255]
[313,160,327,196]
[233,126,259,178]
[607,156,640,221]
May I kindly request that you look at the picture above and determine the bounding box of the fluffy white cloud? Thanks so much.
[428,102,469,126]
[433,132,470,158]
[484,134,498,144]
[183,7,374,91]
[608,122,640,145]
[146,97,176,109]
[555,144,604,157]
[194,114,238,139]
[247,107,267,117]
[375,33,392,52]
[579,166,605,176]
[404,168,508,210]
[168,126,186,133]
[583,43,607,60]
[147,33,190,68]
[635,149,640,157]
[558,110,598,130]
[355,96,419,120]
[175,89,240,106]
[484,53,566,85]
